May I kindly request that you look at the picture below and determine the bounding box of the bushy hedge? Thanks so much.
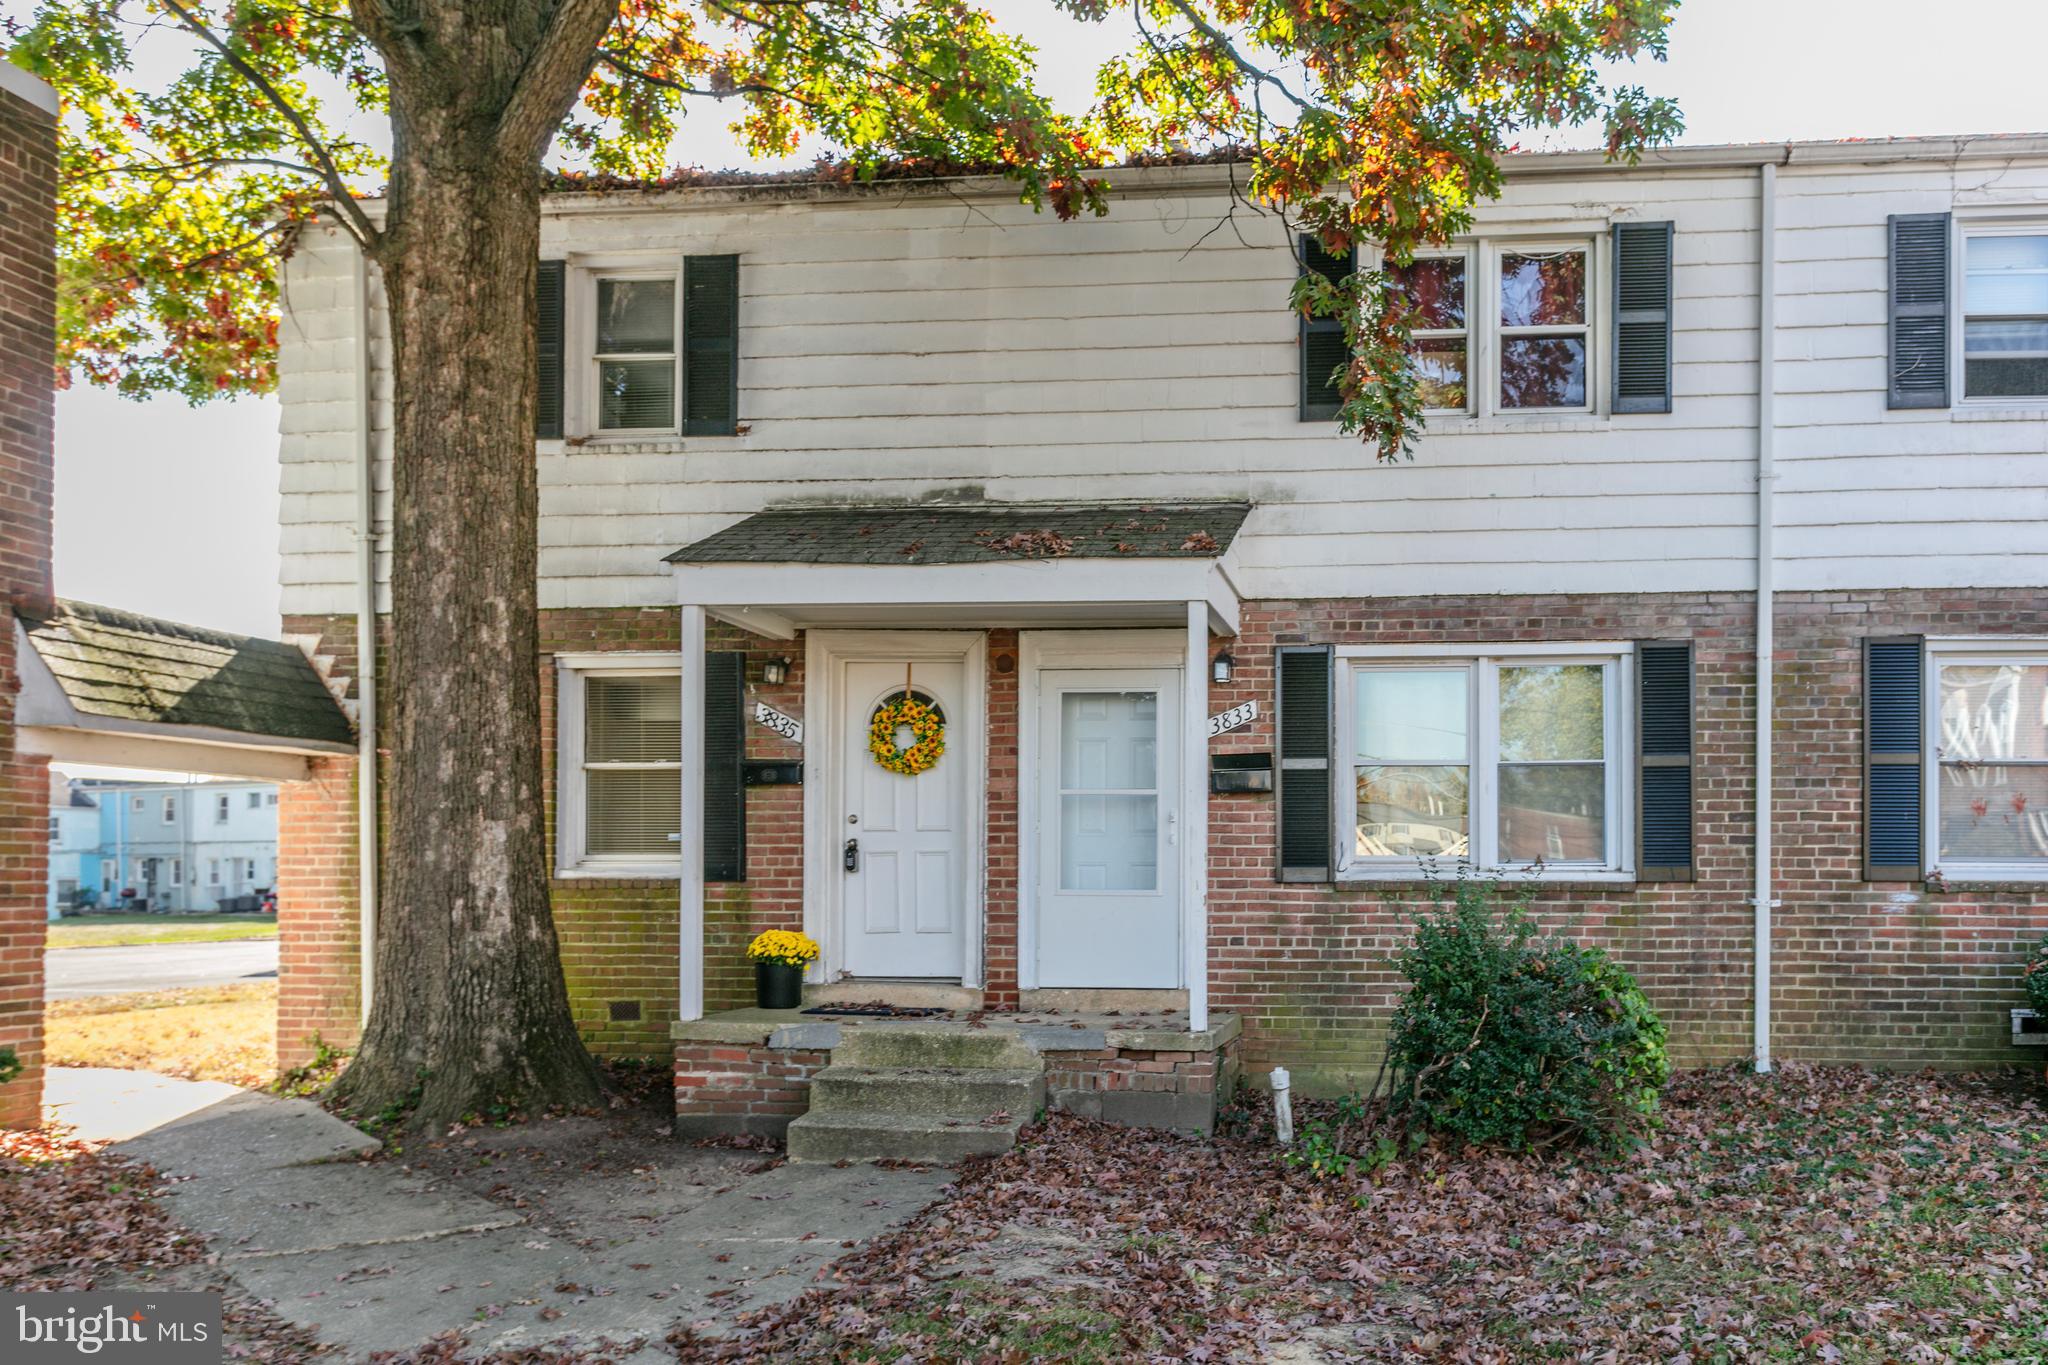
[1384,882,1668,1151]
[0,1045,19,1087]
[2028,934,2048,1015]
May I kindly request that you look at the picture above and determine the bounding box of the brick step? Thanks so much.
[785,1109,1026,1164]
[830,1028,1040,1071]
[808,1065,1044,1120]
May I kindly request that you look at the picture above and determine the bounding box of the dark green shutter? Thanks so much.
[536,260,565,439]
[1864,637,1924,881]
[1276,645,1334,880]
[1298,237,1353,422]
[1887,213,1950,409]
[703,651,745,881]
[683,255,740,435]
[1635,641,1694,881]
[1613,221,1674,414]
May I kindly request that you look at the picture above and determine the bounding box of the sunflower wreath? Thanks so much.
[869,692,946,776]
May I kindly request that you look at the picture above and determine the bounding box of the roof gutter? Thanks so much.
[352,247,380,1028]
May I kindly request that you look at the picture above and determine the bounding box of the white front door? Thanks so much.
[840,659,968,978]
[1034,668,1182,988]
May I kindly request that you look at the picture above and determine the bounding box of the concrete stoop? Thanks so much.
[787,1032,1047,1163]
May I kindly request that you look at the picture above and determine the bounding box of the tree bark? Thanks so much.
[329,0,617,1130]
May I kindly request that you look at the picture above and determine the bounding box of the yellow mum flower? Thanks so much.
[746,929,820,968]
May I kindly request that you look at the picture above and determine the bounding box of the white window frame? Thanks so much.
[168,857,182,887]
[1925,636,2048,881]
[131,795,144,813]
[161,795,177,824]
[587,268,682,438]
[1335,641,1633,882]
[555,652,686,879]
[1390,245,1476,416]
[1490,239,1597,416]
[216,793,231,823]
[248,792,262,809]
[1954,219,2048,406]
[208,859,222,887]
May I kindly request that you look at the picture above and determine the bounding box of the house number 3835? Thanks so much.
[754,701,803,744]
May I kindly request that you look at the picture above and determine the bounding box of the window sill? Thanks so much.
[538,433,749,455]
[1416,414,1610,436]
[1336,868,1637,888]
[555,863,681,882]
[1951,405,2048,422]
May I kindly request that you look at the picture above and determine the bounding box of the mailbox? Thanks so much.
[1209,752,1273,794]
[743,761,805,787]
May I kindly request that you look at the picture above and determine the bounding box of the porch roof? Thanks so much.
[665,501,1252,567]
[667,501,1252,638]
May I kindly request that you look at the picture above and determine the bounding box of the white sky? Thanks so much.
[52,0,2048,639]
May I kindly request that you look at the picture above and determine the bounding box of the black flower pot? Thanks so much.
[755,961,803,1010]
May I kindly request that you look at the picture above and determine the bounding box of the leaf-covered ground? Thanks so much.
[673,1065,2048,1363]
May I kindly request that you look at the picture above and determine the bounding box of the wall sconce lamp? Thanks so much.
[1211,650,1235,685]
[761,657,791,686]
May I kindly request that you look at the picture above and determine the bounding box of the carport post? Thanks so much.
[678,604,707,1023]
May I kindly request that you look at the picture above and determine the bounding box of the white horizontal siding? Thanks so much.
[275,154,2048,617]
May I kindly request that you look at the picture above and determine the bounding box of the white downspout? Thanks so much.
[1753,159,1780,1073]
[353,246,380,1026]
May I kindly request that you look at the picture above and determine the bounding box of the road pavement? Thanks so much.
[44,938,279,999]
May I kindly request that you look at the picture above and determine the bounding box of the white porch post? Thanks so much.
[678,604,708,1022]
[1182,599,1210,1032]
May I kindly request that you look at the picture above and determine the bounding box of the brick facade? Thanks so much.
[0,80,57,1129]
[673,1042,828,1138]
[282,586,2048,1090]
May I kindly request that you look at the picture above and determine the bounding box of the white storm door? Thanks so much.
[840,659,968,978]
[1035,669,1182,988]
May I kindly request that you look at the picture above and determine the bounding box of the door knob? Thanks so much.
[843,838,859,872]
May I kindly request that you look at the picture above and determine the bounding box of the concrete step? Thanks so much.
[786,1109,1026,1164]
[830,1027,1040,1071]
[809,1065,1044,1120]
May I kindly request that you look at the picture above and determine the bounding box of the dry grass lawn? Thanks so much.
[48,914,277,950]
[45,982,276,1088]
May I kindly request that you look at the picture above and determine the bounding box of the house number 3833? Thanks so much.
[1207,700,1258,737]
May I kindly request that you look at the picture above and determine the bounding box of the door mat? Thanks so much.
[800,1003,948,1019]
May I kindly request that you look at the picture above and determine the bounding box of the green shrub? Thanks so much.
[2027,934,2048,1015]
[0,1045,19,1087]
[1384,881,1668,1151]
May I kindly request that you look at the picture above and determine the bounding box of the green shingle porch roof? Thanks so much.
[21,599,353,747]
[665,502,1253,567]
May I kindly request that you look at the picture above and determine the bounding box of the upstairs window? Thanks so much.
[595,276,678,433]
[1498,249,1590,410]
[1386,253,1469,411]
[161,795,177,824]
[1962,231,2048,400]
[216,793,231,823]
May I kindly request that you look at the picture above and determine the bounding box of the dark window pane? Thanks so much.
[597,279,675,354]
[1414,340,1467,410]
[1499,763,1606,862]
[1355,765,1468,859]
[1500,336,1586,408]
[587,675,681,763]
[1964,357,2048,398]
[1387,257,1466,329]
[600,360,675,429]
[1500,251,1586,326]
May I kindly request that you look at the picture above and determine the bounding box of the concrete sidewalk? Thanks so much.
[103,1078,951,1360]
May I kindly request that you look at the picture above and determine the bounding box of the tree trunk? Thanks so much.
[329,11,612,1127]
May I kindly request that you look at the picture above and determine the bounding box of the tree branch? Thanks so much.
[595,50,822,111]
[1154,0,1312,111]
[494,0,623,161]
[75,155,326,182]
[157,0,382,252]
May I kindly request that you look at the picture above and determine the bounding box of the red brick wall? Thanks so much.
[673,1042,826,1137]
[276,755,361,1067]
[282,608,811,1060]
[0,83,56,1129]
[286,586,2048,1084]
[1210,590,2048,1088]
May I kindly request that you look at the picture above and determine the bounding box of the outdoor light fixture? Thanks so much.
[761,657,790,685]
[1211,650,1235,684]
